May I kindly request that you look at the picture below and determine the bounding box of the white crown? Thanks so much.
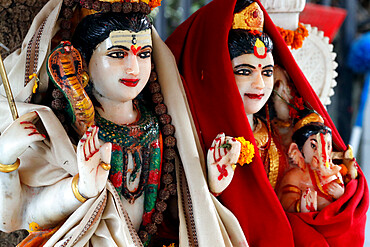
[259,0,305,13]
[260,0,306,30]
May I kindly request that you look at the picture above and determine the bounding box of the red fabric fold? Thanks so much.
[166,0,368,246]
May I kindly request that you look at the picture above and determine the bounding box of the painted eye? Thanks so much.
[107,51,127,58]
[311,143,317,150]
[138,51,151,59]
[234,69,252,76]
[262,69,273,77]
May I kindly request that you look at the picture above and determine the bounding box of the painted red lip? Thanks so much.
[245,93,264,100]
[120,78,139,87]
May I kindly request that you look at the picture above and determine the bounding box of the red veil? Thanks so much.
[166,0,368,246]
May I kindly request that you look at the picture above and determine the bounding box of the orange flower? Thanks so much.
[236,137,255,166]
[278,23,308,50]
[149,0,161,9]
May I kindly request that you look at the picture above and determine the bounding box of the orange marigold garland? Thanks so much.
[163,244,175,247]
[236,137,255,165]
[277,23,309,50]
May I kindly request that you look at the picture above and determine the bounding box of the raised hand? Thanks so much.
[0,111,45,165]
[300,188,317,212]
[77,126,112,199]
[207,133,241,195]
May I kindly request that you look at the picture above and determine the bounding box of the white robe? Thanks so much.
[0,0,247,246]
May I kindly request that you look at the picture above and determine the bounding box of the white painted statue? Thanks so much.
[0,0,248,246]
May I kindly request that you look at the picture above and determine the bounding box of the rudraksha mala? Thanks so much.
[49,1,178,244]
[138,65,178,243]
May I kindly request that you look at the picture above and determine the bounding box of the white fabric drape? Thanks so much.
[0,0,248,246]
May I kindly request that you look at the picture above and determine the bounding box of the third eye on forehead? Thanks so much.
[105,29,152,51]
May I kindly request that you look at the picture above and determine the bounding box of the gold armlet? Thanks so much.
[0,159,20,173]
[71,174,87,203]
[295,200,301,213]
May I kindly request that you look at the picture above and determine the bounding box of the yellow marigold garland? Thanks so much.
[277,23,309,50]
[236,137,255,166]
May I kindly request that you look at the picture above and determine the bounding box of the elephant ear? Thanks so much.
[288,143,306,169]
[47,41,95,137]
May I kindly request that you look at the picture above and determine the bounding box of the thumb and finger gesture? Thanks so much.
[207,133,241,195]
[77,126,112,199]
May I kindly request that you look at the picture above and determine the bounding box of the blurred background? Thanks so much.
[0,0,370,246]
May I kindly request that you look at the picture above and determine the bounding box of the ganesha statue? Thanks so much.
[276,112,345,212]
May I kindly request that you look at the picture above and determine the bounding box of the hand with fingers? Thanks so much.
[207,133,241,195]
[0,111,45,166]
[77,126,112,199]
[300,188,317,213]
[326,181,345,200]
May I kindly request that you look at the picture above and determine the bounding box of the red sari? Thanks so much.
[166,0,369,246]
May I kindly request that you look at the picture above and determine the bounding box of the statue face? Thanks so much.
[231,52,274,115]
[89,29,152,103]
[302,132,332,170]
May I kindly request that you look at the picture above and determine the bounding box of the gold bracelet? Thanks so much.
[295,199,301,213]
[71,174,87,203]
[0,159,20,173]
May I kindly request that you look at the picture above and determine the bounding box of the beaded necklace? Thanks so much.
[96,102,161,205]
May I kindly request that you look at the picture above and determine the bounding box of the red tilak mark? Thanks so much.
[217,164,228,181]
[258,64,262,68]
[20,121,33,125]
[254,47,267,59]
[131,45,141,56]
[320,133,327,165]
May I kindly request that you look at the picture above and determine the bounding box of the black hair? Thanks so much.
[228,30,273,60]
[292,123,332,152]
[72,12,151,64]
[234,0,255,14]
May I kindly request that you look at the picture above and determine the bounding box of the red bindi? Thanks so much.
[258,64,262,68]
